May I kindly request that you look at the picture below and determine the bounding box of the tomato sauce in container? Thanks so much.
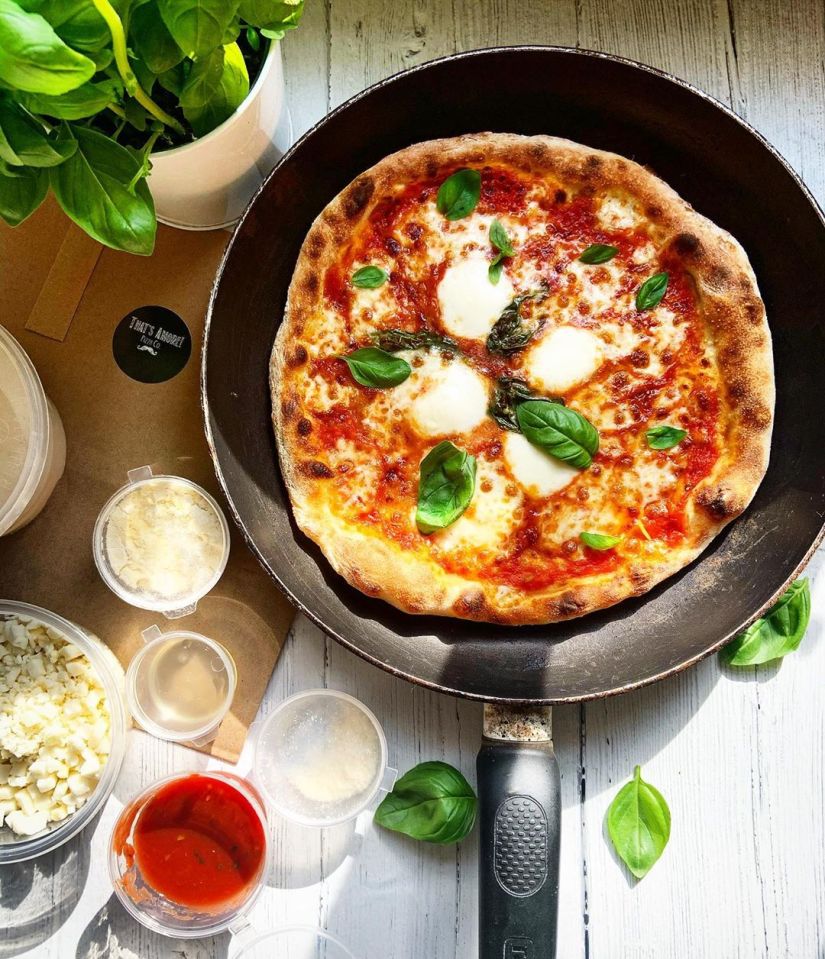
[110,772,269,937]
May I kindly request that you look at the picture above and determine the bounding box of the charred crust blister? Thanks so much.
[300,460,334,479]
[343,177,375,219]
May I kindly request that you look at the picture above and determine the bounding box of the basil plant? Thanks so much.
[0,0,304,254]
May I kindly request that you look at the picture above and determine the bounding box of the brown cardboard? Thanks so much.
[0,198,294,763]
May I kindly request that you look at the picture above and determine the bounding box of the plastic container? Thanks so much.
[0,326,66,537]
[253,689,395,828]
[229,924,356,959]
[125,624,237,745]
[110,772,270,938]
[0,601,128,864]
[93,466,230,618]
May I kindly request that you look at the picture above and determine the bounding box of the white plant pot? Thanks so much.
[147,43,292,231]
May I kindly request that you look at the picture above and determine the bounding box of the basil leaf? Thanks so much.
[607,765,671,879]
[436,168,480,221]
[20,79,121,120]
[646,424,687,450]
[130,0,185,74]
[371,328,456,353]
[374,761,477,844]
[636,271,669,311]
[49,124,156,255]
[416,440,476,534]
[489,218,514,256]
[580,531,622,550]
[722,579,811,667]
[240,0,304,36]
[21,0,108,53]
[340,346,410,388]
[181,41,248,137]
[0,0,95,95]
[487,257,504,285]
[0,163,46,225]
[0,97,75,167]
[489,375,534,432]
[486,286,547,354]
[579,243,618,264]
[245,24,260,50]
[157,0,240,58]
[516,399,599,469]
[351,265,388,289]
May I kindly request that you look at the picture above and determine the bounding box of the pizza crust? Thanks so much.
[271,133,774,625]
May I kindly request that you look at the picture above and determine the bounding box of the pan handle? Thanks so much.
[476,706,561,958]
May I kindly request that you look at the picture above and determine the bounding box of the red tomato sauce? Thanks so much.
[131,775,266,911]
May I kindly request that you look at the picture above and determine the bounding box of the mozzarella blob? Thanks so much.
[396,356,489,438]
[503,432,579,497]
[437,257,514,340]
[435,460,521,551]
[526,326,603,394]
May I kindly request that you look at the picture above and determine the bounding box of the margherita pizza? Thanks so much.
[271,133,774,625]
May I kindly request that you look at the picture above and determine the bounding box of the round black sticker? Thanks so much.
[113,306,192,384]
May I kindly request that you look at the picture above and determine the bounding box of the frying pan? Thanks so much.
[203,47,825,957]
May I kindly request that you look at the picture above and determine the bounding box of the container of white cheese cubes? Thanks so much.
[0,601,128,863]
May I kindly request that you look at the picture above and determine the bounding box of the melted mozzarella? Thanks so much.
[437,257,514,340]
[597,194,641,231]
[526,326,603,394]
[435,460,521,551]
[392,353,489,438]
[503,432,579,497]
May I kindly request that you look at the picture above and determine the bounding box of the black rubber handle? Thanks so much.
[477,739,561,959]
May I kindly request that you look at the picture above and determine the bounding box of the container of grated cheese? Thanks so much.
[92,466,231,619]
[0,326,67,537]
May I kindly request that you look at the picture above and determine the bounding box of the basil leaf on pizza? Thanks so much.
[352,265,388,288]
[489,376,535,431]
[580,532,623,550]
[416,441,477,534]
[341,347,411,388]
[517,400,599,469]
[486,286,547,353]
[488,218,515,285]
[372,328,457,353]
[646,424,687,449]
[436,168,481,220]
[636,272,669,310]
[579,243,618,264]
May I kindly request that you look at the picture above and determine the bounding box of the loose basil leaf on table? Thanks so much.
[436,168,481,220]
[607,765,671,879]
[0,163,47,226]
[516,400,599,469]
[374,761,478,844]
[580,531,623,550]
[579,243,618,264]
[416,440,477,534]
[352,265,388,289]
[371,328,456,353]
[340,346,411,388]
[646,424,687,449]
[636,271,669,310]
[486,286,547,353]
[0,97,77,167]
[722,578,811,666]
[488,217,514,284]
[157,0,238,58]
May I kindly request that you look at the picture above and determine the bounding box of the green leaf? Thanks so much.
[489,218,514,256]
[0,163,46,225]
[636,271,669,310]
[351,264,388,288]
[157,0,240,57]
[579,243,618,264]
[240,0,303,36]
[157,60,188,96]
[607,765,671,879]
[178,45,223,108]
[130,0,184,73]
[722,579,811,667]
[245,23,259,50]
[0,97,76,166]
[516,400,599,469]
[371,328,456,353]
[180,41,248,136]
[486,286,547,354]
[416,440,476,534]
[18,0,108,52]
[488,375,534,432]
[49,124,156,254]
[374,761,477,845]
[124,95,148,131]
[580,531,623,550]
[20,79,121,119]
[646,424,687,450]
[436,168,480,221]
[340,346,411,389]
[488,258,504,285]
[0,0,95,94]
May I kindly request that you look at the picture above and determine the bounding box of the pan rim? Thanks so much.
[202,44,825,704]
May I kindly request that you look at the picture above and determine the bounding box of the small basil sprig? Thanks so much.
[352,265,388,289]
[488,218,514,284]
[489,376,535,432]
[646,424,687,450]
[516,400,599,469]
[580,532,622,550]
[636,272,669,310]
[340,347,411,388]
[579,243,618,264]
[436,168,481,220]
[374,761,477,844]
[416,441,476,534]
[372,328,457,353]
[486,286,547,354]
[607,766,671,880]
[722,579,811,666]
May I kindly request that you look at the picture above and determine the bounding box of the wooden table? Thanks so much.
[3,2,824,956]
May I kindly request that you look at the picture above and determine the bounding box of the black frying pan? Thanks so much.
[203,48,825,957]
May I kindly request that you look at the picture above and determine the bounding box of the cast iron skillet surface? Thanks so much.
[203,47,825,703]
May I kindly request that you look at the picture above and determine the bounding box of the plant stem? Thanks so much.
[90,0,185,135]
[107,102,126,119]
[112,118,127,141]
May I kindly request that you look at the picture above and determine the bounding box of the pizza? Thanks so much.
[270,133,774,625]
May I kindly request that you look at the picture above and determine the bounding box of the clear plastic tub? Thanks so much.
[0,326,66,537]
[125,624,237,745]
[229,924,356,959]
[93,466,230,618]
[0,601,128,864]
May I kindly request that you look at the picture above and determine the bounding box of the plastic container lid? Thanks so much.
[0,327,51,536]
[231,925,356,959]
